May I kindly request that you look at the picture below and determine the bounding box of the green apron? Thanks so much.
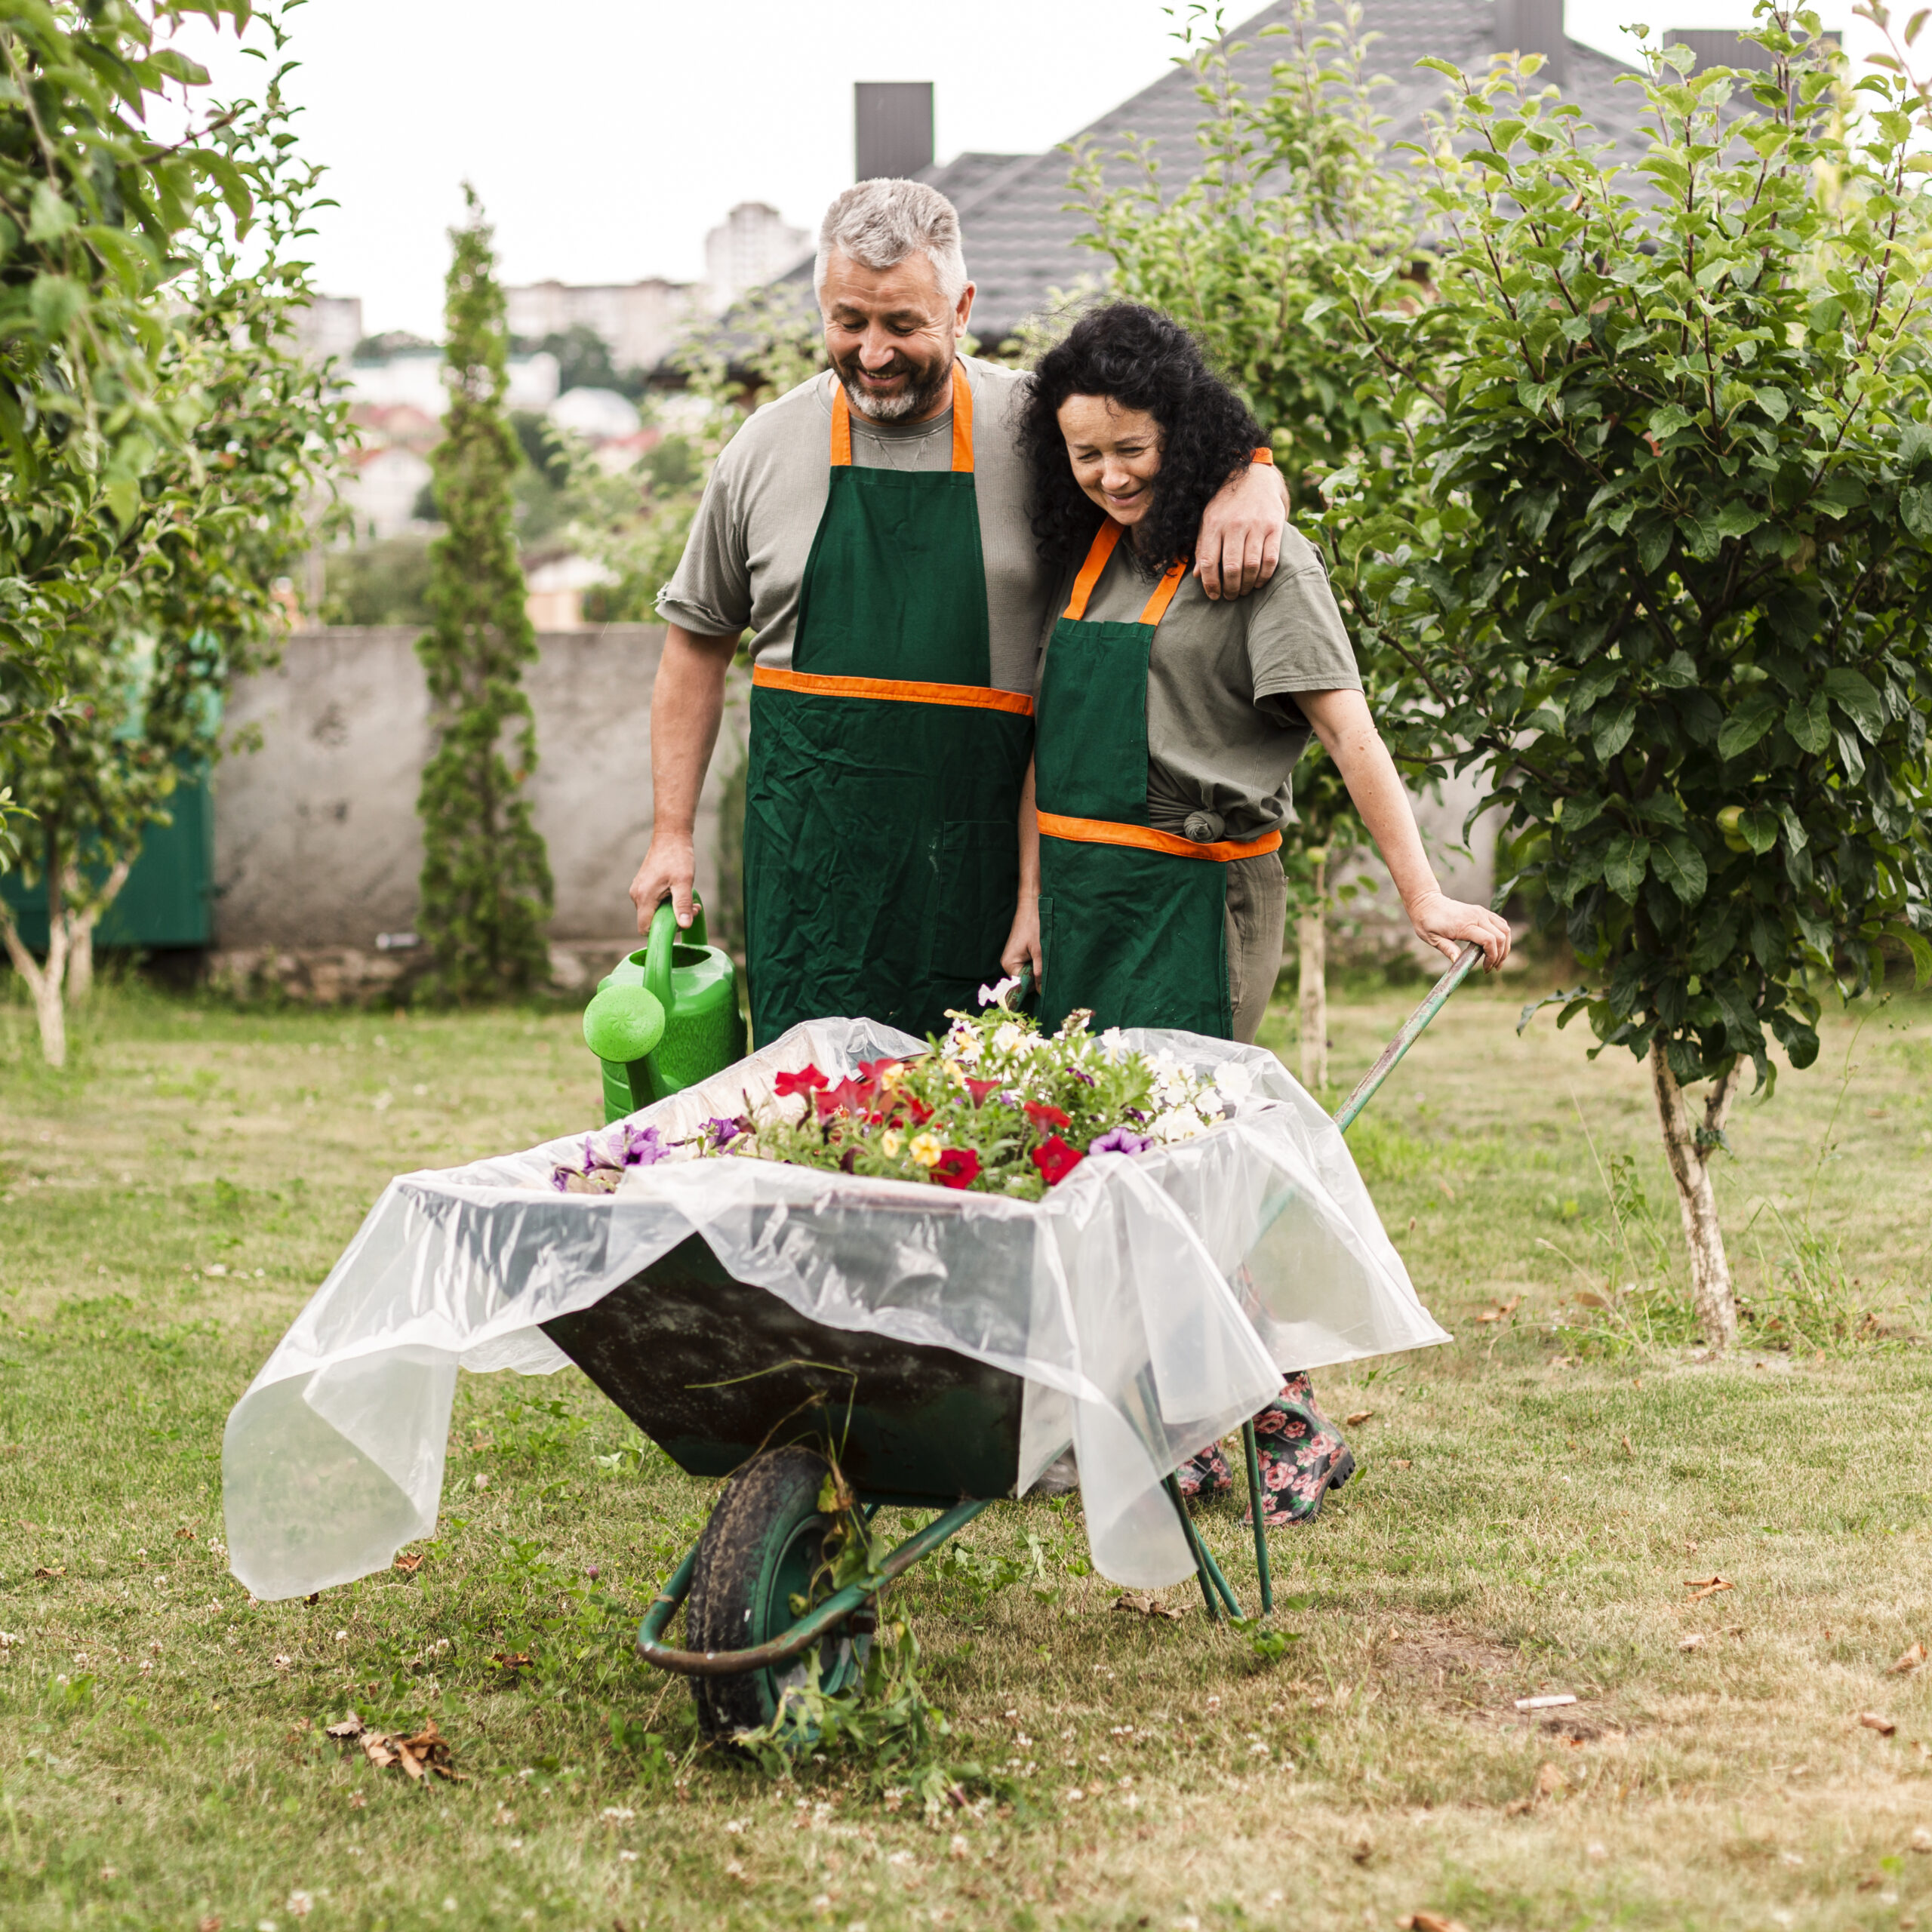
[743,365,1033,1046]
[1035,520,1282,1038]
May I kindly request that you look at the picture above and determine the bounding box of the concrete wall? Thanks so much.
[215,626,747,949]
[212,621,1493,966]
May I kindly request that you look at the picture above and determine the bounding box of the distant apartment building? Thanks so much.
[503,278,697,375]
[703,202,809,314]
[292,294,365,366]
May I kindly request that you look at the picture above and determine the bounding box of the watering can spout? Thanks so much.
[583,900,747,1121]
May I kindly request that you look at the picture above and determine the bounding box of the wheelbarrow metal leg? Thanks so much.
[1241,1420,1273,1614]
[1161,1472,1241,1621]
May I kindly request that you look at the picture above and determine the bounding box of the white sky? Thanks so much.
[170,0,1875,341]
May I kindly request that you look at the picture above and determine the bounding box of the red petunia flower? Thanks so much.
[815,1076,870,1118]
[1023,1101,1072,1131]
[857,1057,903,1087]
[1030,1135,1084,1186]
[932,1147,980,1191]
[964,1077,1001,1106]
[774,1065,828,1098]
[903,1095,933,1125]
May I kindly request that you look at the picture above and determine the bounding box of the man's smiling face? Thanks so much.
[820,248,974,423]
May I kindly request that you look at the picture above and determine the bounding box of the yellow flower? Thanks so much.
[909,1132,943,1168]
[879,1063,904,1091]
[881,1131,903,1158]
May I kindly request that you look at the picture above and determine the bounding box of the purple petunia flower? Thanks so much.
[619,1123,667,1167]
[550,1167,573,1193]
[704,1115,743,1148]
[1088,1126,1152,1157]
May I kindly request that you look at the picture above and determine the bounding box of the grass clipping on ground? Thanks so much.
[1,975,1930,1930]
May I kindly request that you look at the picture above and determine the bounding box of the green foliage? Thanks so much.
[0,2,347,1053]
[0,0,270,752]
[414,186,554,1001]
[1071,1,1456,918]
[518,320,647,399]
[1356,7,1932,1094]
[323,534,434,626]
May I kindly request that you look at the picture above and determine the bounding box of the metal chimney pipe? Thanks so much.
[855,82,934,180]
[1495,0,1568,82]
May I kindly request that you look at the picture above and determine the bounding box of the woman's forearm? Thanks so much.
[1298,688,1438,908]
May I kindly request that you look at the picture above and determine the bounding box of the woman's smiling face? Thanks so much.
[1056,394,1164,528]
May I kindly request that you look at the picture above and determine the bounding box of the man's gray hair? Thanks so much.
[814,180,969,304]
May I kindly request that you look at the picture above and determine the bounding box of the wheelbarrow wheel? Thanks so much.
[684,1444,870,1743]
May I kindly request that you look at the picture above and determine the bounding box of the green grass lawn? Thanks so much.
[2,969,1931,1932]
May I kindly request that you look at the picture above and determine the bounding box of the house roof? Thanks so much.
[912,0,1654,343]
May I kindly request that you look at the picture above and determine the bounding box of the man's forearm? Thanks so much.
[651,623,739,834]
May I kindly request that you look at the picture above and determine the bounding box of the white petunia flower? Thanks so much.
[1212,1062,1253,1103]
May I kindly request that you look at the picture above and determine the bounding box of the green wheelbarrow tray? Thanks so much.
[538,941,1485,1736]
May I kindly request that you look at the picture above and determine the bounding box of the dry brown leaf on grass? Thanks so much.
[1888,1642,1926,1675]
[1682,1576,1732,1601]
[1400,1913,1473,1932]
[327,1711,466,1780]
[1858,1874,1885,1891]
[32,1565,63,1579]
[489,1649,534,1675]
[1857,1711,1897,1737]
[1112,1592,1183,1623]
[393,1552,425,1575]
[1473,1297,1522,1324]
[1346,1409,1374,1426]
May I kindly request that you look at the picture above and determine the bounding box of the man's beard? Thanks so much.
[832,345,954,423]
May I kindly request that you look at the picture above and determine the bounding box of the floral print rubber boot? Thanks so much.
[1174,1438,1235,1501]
[1244,1371,1356,1527]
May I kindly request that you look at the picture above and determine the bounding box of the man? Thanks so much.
[630,178,1287,1046]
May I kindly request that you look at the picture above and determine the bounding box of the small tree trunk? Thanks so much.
[1650,1042,1743,1350]
[1,904,69,1069]
[63,856,128,1007]
[1297,851,1328,1093]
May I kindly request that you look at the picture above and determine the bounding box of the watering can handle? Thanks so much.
[644,896,709,1014]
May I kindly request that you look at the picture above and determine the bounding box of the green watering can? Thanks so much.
[581,900,747,1124]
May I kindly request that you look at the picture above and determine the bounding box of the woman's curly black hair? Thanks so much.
[1020,303,1263,574]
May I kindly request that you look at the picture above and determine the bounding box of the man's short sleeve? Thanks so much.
[656,460,751,638]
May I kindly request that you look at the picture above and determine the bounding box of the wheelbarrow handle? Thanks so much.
[1330,940,1484,1136]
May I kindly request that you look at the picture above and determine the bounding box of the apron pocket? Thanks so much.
[924,818,1020,983]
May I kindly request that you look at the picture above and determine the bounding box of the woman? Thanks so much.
[1002,303,1511,1525]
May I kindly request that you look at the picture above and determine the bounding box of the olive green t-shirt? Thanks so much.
[1038,520,1361,841]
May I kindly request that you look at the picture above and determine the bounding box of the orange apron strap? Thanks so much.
[831,365,971,470]
[1036,810,1283,865]
[1063,521,1124,621]
[1137,559,1187,626]
[752,663,1033,717]
[1063,523,1186,626]
[950,361,973,472]
[829,380,853,468]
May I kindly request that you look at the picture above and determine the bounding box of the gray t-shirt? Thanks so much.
[657,356,1050,696]
[1040,521,1361,841]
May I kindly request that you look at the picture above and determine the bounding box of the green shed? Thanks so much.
[0,770,217,951]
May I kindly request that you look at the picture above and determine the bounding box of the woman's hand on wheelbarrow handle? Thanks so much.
[1404,890,1512,971]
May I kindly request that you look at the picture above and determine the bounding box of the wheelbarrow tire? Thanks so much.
[684,1444,868,1743]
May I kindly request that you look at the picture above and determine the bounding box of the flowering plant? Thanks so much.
[551,989,1252,1201]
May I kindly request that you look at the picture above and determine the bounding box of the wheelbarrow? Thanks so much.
[540,942,1483,1740]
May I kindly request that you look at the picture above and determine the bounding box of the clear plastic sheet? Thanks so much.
[222,1020,1447,1600]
